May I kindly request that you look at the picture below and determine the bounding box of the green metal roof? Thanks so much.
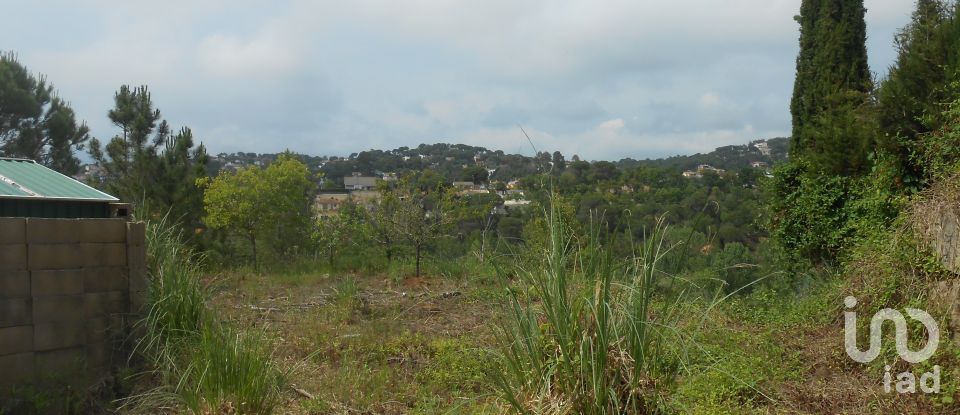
[0,158,118,202]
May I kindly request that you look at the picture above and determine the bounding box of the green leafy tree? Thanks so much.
[381,176,461,277]
[790,0,873,174]
[201,154,314,269]
[0,53,90,174]
[765,161,851,264]
[313,212,355,267]
[461,165,489,184]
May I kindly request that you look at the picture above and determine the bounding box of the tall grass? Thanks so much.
[492,201,692,414]
[126,217,285,414]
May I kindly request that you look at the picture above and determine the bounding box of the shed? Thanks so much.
[0,158,127,218]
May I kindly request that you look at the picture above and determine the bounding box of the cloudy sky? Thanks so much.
[4,1,915,160]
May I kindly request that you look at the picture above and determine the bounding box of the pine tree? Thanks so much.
[877,0,960,183]
[790,0,873,175]
[0,53,91,174]
[90,85,208,225]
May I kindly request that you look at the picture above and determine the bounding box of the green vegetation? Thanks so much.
[9,1,960,413]
[126,217,286,414]
[0,52,90,174]
[200,153,314,269]
[494,208,688,413]
[89,85,209,229]
[790,0,873,175]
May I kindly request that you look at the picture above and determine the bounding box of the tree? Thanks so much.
[0,53,90,174]
[461,165,489,184]
[201,154,314,269]
[381,176,460,277]
[89,85,208,225]
[552,151,566,174]
[313,212,354,267]
[790,0,873,174]
[877,0,960,184]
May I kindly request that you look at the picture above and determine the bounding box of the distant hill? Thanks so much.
[615,137,789,171]
[206,137,790,185]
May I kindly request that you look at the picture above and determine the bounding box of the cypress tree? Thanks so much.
[790,0,873,175]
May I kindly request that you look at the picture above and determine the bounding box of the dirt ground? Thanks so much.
[209,271,507,414]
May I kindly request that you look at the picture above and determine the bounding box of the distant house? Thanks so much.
[503,199,531,208]
[452,181,488,196]
[753,141,771,156]
[314,192,351,216]
[750,161,768,169]
[343,172,378,190]
[683,170,700,178]
[697,164,725,175]
[314,189,381,216]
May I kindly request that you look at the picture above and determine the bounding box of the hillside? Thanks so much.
[207,137,789,185]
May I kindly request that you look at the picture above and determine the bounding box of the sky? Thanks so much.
[3,1,916,161]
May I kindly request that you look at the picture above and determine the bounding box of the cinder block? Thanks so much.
[86,341,114,370]
[85,316,123,345]
[34,322,85,351]
[0,271,30,298]
[127,244,146,272]
[32,269,84,296]
[0,326,33,355]
[84,291,127,318]
[129,267,147,293]
[127,222,145,247]
[0,298,31,327]
[0,218,26,244]
[28,244,83,270]
[33,295,84,324]
[83,267,127,293]
[35,347,85,382]
[79,219,127,243]
[0,244,27,271]
[26,218,81,244]
[129,290,147,315]
[101,244,127,266]
[78,244,127,267]
[0,352,35,386]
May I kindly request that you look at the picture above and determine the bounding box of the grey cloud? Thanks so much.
[0,0,917,160]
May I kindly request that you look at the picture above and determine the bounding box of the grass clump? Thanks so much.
[492,203,697,414]
[127,217,286,414]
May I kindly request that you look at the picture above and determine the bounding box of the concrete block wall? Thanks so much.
[0,218,147,388]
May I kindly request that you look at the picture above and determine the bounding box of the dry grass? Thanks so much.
[209,270,508,414]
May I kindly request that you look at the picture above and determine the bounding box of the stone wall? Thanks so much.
[0,218,146,388]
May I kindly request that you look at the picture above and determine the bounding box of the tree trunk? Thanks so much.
[415,243,422,278]
[385,237,393,263]
[249,233,258,272]
[328,248,335,268]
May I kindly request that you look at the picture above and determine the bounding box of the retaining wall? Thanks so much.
[0,218,146,387]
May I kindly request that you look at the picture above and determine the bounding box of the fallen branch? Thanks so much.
[292,385,315,400]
